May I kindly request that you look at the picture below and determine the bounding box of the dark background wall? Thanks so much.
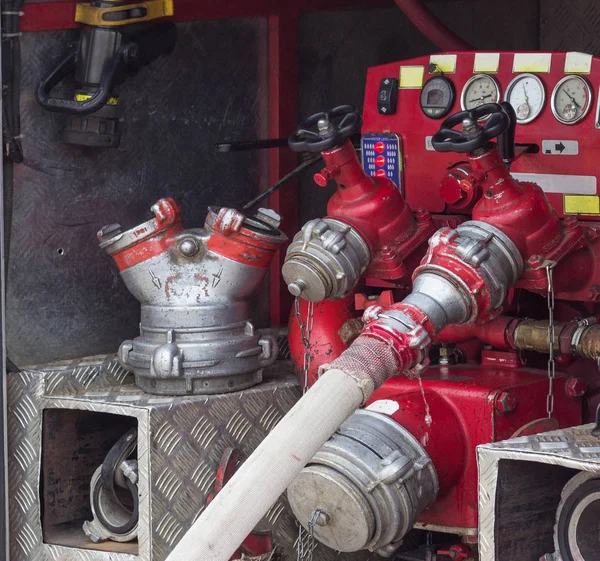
[8,18,268,365]
[12,0,600,366]
[297,1,541,224]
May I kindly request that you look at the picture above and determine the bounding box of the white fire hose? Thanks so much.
[165,368,369,561]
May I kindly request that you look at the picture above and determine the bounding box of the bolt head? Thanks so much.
[565,377,587,398]
[288,281,306,297]
[317,118,331,133]
[462,117,477,132]
[178,238,199,257]
[495,391,517,413]
[528,254,544,268]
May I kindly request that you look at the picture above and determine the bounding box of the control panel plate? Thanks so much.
[363,51,600,219]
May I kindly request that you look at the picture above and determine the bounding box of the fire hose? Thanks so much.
[165,213,523,561]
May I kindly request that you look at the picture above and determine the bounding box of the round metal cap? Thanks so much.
[288,465,375,552]
[282,258,330,302]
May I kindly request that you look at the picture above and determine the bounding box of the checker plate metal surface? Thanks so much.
[7,357,379,561]
[478,425,600,561]
[541,1,600,53]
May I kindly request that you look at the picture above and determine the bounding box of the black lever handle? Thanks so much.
[498,101,517,163]
[36,50,125,115]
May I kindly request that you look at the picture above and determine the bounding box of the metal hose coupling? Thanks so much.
[320,220,523,398]
[282,217,370,302]
[99,199,287,395]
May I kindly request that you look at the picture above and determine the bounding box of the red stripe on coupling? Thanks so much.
[207,235,275,268]
[113,229,181,271]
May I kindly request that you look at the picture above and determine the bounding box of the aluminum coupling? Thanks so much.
[287,409,438,557]
[99,199,287,395]
[406,220,524,331]
[282,217,370,302]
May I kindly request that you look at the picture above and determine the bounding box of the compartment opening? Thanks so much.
[40,409,139,554]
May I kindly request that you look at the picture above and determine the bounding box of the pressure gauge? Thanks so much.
[551,75,592,125]
[420,76,455,119]
[505,73,545,124]
[460,74,501,116]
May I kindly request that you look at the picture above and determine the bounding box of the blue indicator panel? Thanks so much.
[361,134,402,195]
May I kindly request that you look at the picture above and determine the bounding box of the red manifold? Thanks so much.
[368,360,582,532]
[318,139,436,279]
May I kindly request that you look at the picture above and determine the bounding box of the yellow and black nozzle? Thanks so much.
[35,0,176,147]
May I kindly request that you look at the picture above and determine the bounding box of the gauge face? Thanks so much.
[505,73,545,124]
[551,75,592,125]
[420,76,455,119]
[460,74,501,116]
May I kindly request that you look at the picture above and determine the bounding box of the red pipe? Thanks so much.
[394,0,473,51]
[436,316,518,349]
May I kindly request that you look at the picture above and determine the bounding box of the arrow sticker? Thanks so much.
[542,139,579,156]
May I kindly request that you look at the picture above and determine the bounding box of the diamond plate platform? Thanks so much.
[478,425,600,561]
[7,357,382,561]
[541,1,600,53]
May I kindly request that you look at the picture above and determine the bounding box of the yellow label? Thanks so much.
[474,53,500,73]
[429,54,457,74]
[564,194,600,215]
[75,94,119,106]
[565,51,593,74]
[513,53,552,73]
[399,66,424,89]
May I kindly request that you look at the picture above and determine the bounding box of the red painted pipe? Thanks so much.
[394,0,473,51]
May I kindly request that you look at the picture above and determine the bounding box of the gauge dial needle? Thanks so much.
[522,82,529,101]
[469,94,493,103]
[564,91,581,110]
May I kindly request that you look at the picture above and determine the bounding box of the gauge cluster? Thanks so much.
[363,51,600,221]
[419,69,592,126]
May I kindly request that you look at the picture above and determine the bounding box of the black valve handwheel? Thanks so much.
[288,105,363,153]
[431,103,511,154]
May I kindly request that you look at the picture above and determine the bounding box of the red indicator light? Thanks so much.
[375,170,386,177]
[374,142,385,153]
[375,155,386,166]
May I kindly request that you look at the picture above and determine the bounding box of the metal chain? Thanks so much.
[296,510,322,561]
[294,296,315,394]
[546,262,556,419]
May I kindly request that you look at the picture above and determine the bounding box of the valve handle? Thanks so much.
[497,101,517,162]
[289,105,362,153]
[36,50,125,115]
[431,103,511,154]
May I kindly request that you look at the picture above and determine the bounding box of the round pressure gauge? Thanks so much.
[460,74,501,116]
[505,73,546,124]
[420,76,455,119]
[551,75,593,125]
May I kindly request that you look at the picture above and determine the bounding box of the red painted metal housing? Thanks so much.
[369,363,582,532]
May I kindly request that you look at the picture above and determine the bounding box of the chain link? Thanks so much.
[546,262,557,419]
[294,296,315,394]
[296,509,323,561]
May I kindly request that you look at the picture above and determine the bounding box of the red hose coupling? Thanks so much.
[98,197,184,271]
[362,304,433,376]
